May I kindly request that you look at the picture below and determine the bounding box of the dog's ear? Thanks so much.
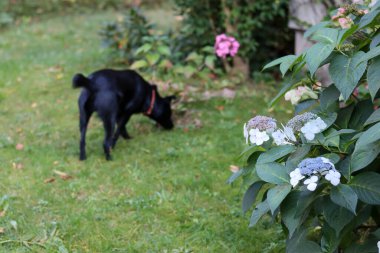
[164,95,176,103]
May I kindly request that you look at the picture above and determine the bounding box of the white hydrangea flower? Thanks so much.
[249,128,270,145]
[272,130,288,145]
[325,170,341,186]
[289,168,305,187]
[304,175,319,191]
[300,117,327,141]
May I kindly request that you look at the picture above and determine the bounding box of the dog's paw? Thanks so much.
[79,154,87,161]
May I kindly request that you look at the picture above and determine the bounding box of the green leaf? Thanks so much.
[319,85,340,112]
[157,45,171,56]
[281,191,303,238]
[226,169,244,184]
[351,141,380,172]
[286,145,312,171]
[319,112,337,129]
[356,122,380,149]
[237,145,265,161]
[370,32,380,49]
[304,21,329,38]
[348,99,375,129]
[267,184,292,215]
[358,8,380,29]
[322,153,340,164]
[257,145,296,165]
[295,100,318,114]
[351,142,380,172]
[269,81,294,107]
[321,224,340,253]
[263,55,297,71]
[249,200,269,227]
[312,28,339,45]
[305,42,334,76]
[242,181,265,213]
[364,109,380,126]
[325,129,356,139]
[280,55,298,76]
[130,59,148,70]
[146,53,160,65]
[323,199,355,236]
[204,55,215,69]
[367,57,380,101]
[358,45,380,63]
[337,156,351,180]
[134,43,152,55]
[256,162,290,184]
[329,51,367,101]
[350,172,380,204]
[338,25,359,45]
[330,184,358,214]
[286,228,322,253]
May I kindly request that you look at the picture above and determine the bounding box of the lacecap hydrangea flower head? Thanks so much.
[286,112,327,141]
[289,157,341,191]
[243,116,277,145]
[214,34,240,58]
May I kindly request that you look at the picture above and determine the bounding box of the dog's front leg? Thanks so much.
[112,112,132,148]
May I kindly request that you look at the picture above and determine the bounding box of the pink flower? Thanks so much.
[331,14,340,20]
[338,8,346,15]
[214,34,240,58]
[338,17,353,29]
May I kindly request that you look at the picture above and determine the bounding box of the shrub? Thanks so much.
[173,0,293,73]
[231,2,380,252]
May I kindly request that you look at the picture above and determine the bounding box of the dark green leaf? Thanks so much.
[281,191,303,238]
[330,184,358,214]
[312,28,339,45]
[256,162,290,184]
[367,57,380,101]
[263,55,297,71]
[304,21,329,38]
[305,42,334,76]
[370,32,380,49]
[286,145,311,171]
[351,142,380,172]
[280,55,298,76]
[295,99,318,114]
[337,156,351,180]
[242,181,265,213]
[348,99,375,130]
[257,145,296,165]
[329,51,367,101]
[364,109,380,126]
[323,199,354,236]
[321,224,340,253]
[286,228,322,253]
[267,184,292,214]
[358,45,380,63]
[249,200,269,227]
[358,8,380,29]
[350,172,380,204]
[319,85,340,112]
[356,122,380,149]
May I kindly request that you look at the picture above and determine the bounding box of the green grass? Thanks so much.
[0,10,286,253]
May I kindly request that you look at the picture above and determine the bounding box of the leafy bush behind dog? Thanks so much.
[231,2,380,252]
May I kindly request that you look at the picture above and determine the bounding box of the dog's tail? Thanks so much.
[72,73,91,89]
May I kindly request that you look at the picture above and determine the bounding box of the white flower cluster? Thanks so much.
[243,113,328,146]
[300,117,327,141]
[289,157,341,191]
[284,86,318,105]
[243,116,277,145]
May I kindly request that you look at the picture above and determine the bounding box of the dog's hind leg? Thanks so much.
[112,112,132,148]
[102,114,116,161]
[78,91,93,160]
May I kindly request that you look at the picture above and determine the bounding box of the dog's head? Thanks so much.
[147,85,176,130]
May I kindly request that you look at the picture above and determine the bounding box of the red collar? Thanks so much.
[144,89,156,116]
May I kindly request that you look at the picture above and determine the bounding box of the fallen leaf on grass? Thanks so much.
[31,102,37,108]
[44,178,56,184]
[12,163,24,170]
[0,227,4,234]
[0,210,6,217]
[15,143,24,150]
[53,170,73,180]
[229,165,240,173]
[216,105,224,111]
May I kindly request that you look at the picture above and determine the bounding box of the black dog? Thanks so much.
[72,69,175,160]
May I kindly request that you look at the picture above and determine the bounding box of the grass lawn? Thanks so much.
[0,9,286,253]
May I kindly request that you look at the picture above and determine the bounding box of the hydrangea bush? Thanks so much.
[231,2,380,252]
